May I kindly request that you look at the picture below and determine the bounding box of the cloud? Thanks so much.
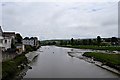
[1,0,119,2]
[1,2,118,40]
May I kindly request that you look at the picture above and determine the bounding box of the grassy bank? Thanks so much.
[2,54,28,80]
[2,45,40,80]
[82,52,120,71]
[58,45,120,51]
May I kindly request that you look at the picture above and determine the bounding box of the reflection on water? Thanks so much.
[23,46,120,78]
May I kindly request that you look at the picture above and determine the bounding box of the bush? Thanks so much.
[2,54,28,80]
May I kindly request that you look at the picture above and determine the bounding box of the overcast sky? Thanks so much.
[0,0,119,40]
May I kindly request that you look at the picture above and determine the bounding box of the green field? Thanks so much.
[82,52,120,71]
[59,45,120,51]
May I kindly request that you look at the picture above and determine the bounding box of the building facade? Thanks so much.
[2,32,15,51]
[0,26,3,48]
[22,37,39,47]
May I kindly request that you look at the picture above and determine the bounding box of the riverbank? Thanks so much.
[59,45,120,75]
[2,54,28,80]
[2,46,40,80]
[58,45,120,51]
[82,52,120,74]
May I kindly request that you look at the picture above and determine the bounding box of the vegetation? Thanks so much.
[15,33,23,44]
[11,38,16,49]
[25,45,38,53]
[71,38,74,45]
[82,52,120,71]
[2,54,28,80]
[97,36,101,46]
[2,45,40,80]
[111,37,118,45]
[59,45,120,51]
[41,36,120,47]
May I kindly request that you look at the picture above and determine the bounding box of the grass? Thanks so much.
[59,45,120,51]
[82,52,120,71]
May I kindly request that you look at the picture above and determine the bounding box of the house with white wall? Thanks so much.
[1,29,15,51]
[0,26,3,48]
[22,37,39,47]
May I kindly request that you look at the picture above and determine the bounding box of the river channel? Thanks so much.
[23,46,120,78]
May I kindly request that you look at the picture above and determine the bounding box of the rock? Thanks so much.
[29,66,32,69]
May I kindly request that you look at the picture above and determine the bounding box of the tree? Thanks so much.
[82,39,88,45]
[97,36,101,46]
[71,38,74,45]
[111,37,118,45]
[15,33,23,44]
[60,40,63,45]
[52,41,56,45]
[88,39,92,45]
[11,38,16,49]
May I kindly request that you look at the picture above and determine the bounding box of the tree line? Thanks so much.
[41,36,119,46]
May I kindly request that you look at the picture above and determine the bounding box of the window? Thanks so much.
[5,40,7,44]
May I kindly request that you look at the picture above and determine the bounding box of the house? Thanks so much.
[22,37,39,47]
[3,32,15,39]
[2,31,15,51]
[0,26,3,48]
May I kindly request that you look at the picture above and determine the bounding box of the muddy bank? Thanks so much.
[67,52,120,76]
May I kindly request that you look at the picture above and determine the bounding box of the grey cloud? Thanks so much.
[1,2,118,40]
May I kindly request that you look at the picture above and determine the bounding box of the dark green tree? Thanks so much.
[111,37,118,45]
[97,36,101,46]
[52,41,56,45]
[11,38,16,49]
[82,39,88,45]
[88,39,92,45]
[60,40,63,45]
[71,38,74,45]
[15,33,23,44]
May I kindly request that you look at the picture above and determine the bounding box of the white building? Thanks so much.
[0,26,3,48]
[2,32,15,51]
[2,37,12,50]
[22,37,38,47]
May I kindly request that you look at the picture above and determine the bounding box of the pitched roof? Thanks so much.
[3,32,15,37]
[0,26,3,33]
[23,37,29,40]
[23,37,38,40]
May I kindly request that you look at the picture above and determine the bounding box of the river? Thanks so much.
[23,46,120,78]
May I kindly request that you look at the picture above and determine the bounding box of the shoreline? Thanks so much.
[83,56,120,76]
[2,46,40,80]
[68,52,120,76]
[65,46,120,76]
[94,62,120,76]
